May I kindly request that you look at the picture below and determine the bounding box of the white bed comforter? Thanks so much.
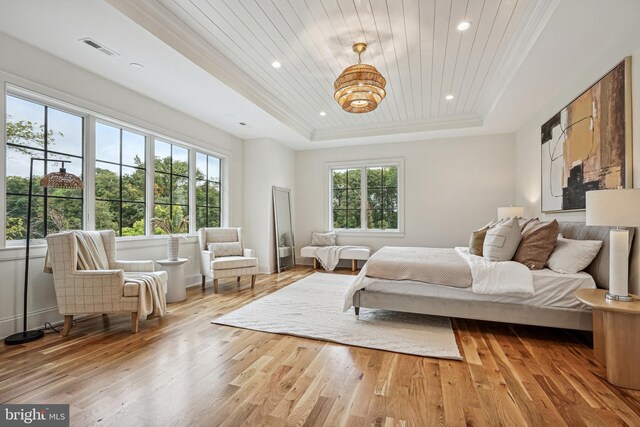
[343,247,533,311]
[454,247,533,297]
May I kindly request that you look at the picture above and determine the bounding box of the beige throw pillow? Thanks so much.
[483,217,522,262]
[207,242,243,257]
[469,227,489,256]
[513,220,559,270]
[311,231,336,246]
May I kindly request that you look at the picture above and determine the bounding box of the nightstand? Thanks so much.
[576,288,640,390]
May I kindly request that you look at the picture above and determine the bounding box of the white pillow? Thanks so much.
[547,237,602,274]
[207,242,243,257]
[483,217,522,262]
[311,231,336,246]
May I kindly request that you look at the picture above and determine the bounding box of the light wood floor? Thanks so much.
[1,267,639,426]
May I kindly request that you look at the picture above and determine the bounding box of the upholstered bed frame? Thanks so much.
[353,222,635,331]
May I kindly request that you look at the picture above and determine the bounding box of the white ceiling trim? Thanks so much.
[106,0,314,140]
[473,0,559,118]
[311,114,482,141]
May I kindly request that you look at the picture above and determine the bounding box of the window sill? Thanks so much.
[333,229,405,238]
[0,234,200,261]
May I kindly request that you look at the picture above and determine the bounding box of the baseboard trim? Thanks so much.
[0,306,62,340]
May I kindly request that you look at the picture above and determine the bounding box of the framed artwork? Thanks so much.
[541,57,632,213]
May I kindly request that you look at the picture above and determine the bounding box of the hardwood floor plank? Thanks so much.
[1,266,639,427]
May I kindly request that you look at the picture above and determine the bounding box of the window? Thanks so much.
[3,89,227,246]
[330,161,400,232]
[95,122,146,236]
[331,168,361,229]
[153,140,189,234]
[195,152,221,229]
[5,95,84,240]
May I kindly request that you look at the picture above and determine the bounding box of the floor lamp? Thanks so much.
[4,159,84,345]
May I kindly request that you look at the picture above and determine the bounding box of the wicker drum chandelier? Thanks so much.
[334,43,386,114]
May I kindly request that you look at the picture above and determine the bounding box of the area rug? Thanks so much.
[212,273,462,360]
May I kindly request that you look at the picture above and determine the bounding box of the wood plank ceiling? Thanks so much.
[155,0,539,135]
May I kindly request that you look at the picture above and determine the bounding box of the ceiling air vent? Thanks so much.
[79,38,119,57]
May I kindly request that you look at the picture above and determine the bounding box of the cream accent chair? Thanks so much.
[46,230,168,336]
[199,227,258,293]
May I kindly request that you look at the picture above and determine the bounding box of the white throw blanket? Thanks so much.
[314,246,359,271]
[454,247,533,296]
[343,247,534,311]
[125,272,167,319]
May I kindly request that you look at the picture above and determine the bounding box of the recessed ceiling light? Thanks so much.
[445,94,454,100]
[129,62,144,69]
[271,61,281,68]
[457,21,471,31]
[319,111,327,116]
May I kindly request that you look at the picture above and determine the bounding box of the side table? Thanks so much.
[576,288,640,389]
[156,258,188,303]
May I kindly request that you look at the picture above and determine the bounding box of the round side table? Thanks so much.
[156,258,188,303]
[576,288,640,390]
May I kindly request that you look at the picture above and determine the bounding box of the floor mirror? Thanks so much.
[273,186,295,272]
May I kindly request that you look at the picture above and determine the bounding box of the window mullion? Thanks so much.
[85,115,96,231]
[146,135,155,236]
[360,166,366,230]
[0,92,5,247]
[188,148,196,234]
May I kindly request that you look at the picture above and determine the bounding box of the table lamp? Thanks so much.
[497,206,524,220]
[586,189,640,302]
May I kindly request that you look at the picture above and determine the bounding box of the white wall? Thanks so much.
[295,134,516,266]
[513,41,640,292]
[0,33,244,338]
[243,138,295,273]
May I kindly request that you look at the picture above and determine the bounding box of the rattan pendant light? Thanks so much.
[334,43,386,113]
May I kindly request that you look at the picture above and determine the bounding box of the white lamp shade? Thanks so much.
[586,189,640,227]
[497,206,524,220]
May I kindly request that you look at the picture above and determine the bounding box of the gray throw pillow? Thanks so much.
[483,217,522,262]
[207,242,243,257]
[311,231,336,246]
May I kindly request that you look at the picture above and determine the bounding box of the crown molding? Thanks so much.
[311,115,483,142]
[474,0,559,118]
[105,0,313,140]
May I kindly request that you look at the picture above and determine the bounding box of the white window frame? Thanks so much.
[1,84,230,248]
[326,158,404,237]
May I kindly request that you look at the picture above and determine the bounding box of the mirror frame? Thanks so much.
[273,186,295,272]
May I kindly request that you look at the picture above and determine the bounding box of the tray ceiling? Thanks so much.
[110,0,554,140]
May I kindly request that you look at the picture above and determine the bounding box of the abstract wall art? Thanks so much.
[541,57,632,213]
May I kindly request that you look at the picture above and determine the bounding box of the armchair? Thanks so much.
[46,230,168,336]
[199,227,258,293]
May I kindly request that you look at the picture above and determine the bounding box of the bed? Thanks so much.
[348,222,634,331]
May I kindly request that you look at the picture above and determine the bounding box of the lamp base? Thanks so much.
[4,329,44,345]
[605,293,633,302]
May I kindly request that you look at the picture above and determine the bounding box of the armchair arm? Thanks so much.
[244,248,256,258]
[200,250,214,276]
[72,269,124,278]
[113,260,155,272]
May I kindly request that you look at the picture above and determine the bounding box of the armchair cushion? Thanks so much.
[207,241,243,257]
[211,256,258,270]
